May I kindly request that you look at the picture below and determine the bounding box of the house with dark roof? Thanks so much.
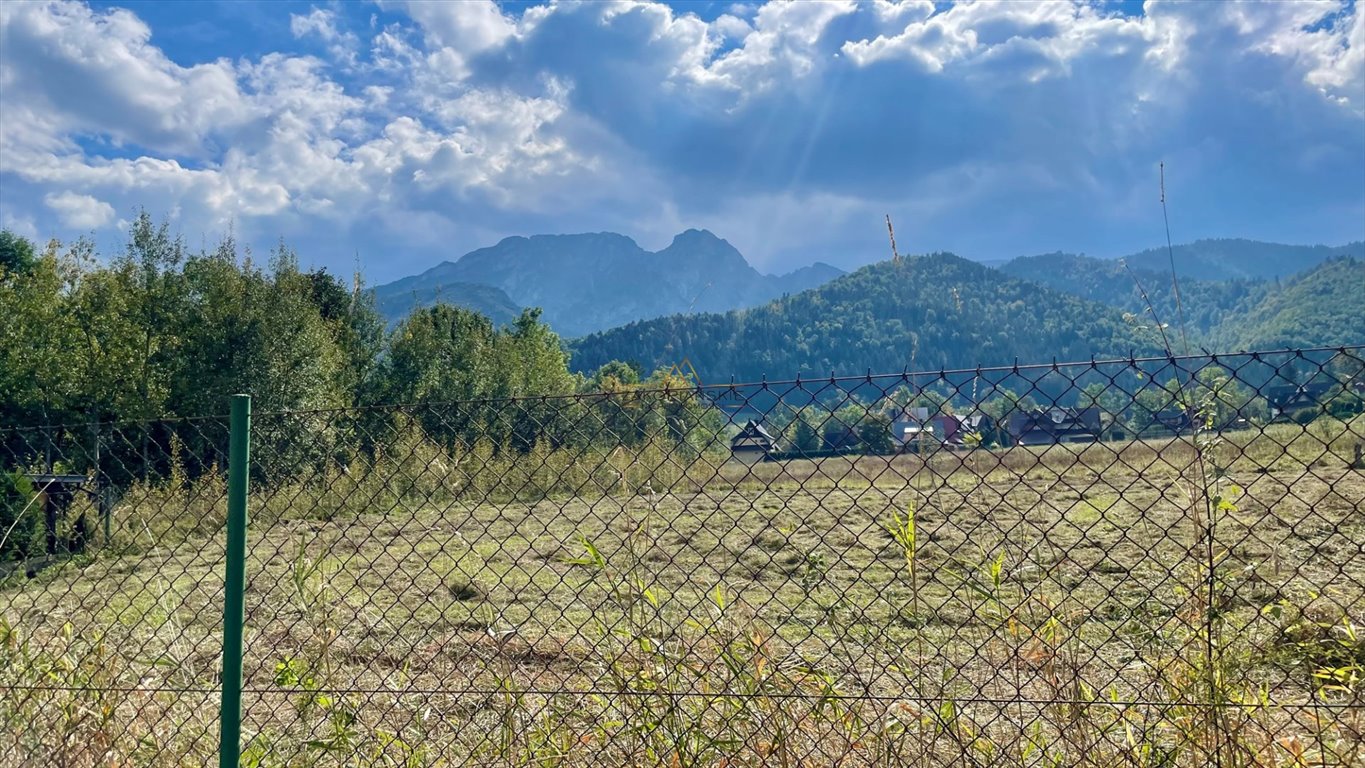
[1151,408,1197,436]
[730,420,777,463]
[1007,407,1102,446]
[890,406,963,451]
[959,412,997,446]
[1268,381,1336,419]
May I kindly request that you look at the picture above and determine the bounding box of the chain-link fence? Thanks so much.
[2,347,1363,767]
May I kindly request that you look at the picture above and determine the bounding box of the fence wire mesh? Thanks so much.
[2,347,1364,767]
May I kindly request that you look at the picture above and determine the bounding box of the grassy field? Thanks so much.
[2,419,1363,767]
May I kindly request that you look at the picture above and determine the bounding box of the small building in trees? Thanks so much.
[822,426,861,452]
[1007,407,1102,446]
[1268,382,1336,421]
[959,412,997,446]
[891,407,963,451]
[730,420,777,464]
[1151,408,1197,436]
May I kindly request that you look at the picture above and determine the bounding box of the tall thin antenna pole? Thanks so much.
[1160,162,1191,356]
[886,215,902,265]
[351,251,362,311]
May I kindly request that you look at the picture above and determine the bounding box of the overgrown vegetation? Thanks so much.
[1,414,1362,766]
[0,217,720,503]
[0,472,38,562]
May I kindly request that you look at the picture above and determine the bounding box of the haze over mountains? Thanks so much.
[374,231,1362,382]
[372,230,843,337]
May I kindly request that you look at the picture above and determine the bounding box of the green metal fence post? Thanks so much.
[219,394,251,768]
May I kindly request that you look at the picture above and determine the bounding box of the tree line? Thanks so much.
[0,217,717,502]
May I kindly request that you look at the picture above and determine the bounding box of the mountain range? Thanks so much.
[371,230,1361,382]
[371,229,844,337]
[570,250,1361,381]
[1103,238,1361,281]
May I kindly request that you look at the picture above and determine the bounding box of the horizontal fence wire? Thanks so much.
[2,346,1363,767]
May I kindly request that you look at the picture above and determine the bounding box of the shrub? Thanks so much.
[0,472,39,562]
[1325,391,1364,420]
[1290,406,1322,426]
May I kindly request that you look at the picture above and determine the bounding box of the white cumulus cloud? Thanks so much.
[43,191,115,229]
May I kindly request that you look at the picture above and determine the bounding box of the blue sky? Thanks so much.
[1,0,1361,282]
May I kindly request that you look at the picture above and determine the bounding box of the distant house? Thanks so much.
[730,420,777,463]
[1007,407,1103,446]
[1151,408,1197,435]
[823,427,863,452]
[1268,382,1336,419]
[959,412,997,445]
[891,407,962,451]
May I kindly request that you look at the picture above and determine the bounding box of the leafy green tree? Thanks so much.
[1324,352,1365,420]
[587,361,641,391]
[791,409,822,453]
[1077,382,1107,410]
[1190,367,1265,426]
[644,367,723,453]
[305,267,385,407]
[501,309,577,448]
[378,304,499,430]
[114,211,188,420]
[0,238,83,428]
[0,230,36,275]
[1130,377,1183,433]
[501,309,575,398]
[858,411,895,454]
[166,239,350,416]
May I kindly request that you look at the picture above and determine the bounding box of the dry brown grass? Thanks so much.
[2,420,1363,767]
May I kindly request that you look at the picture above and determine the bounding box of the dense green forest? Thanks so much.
[1115,238,1362,281]
[570,253,1166,381]
[373,280,522,327]
[1207,257,1365,351]
[999,252,1268,336]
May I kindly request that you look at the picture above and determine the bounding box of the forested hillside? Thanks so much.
[999,252,1267,335]
[570,253,1163,381]
[1207,257,1365,351]
[373,280,522,326]
[1114,238,1362,281]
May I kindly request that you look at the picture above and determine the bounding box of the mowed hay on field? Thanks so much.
[2,421,1364,767]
